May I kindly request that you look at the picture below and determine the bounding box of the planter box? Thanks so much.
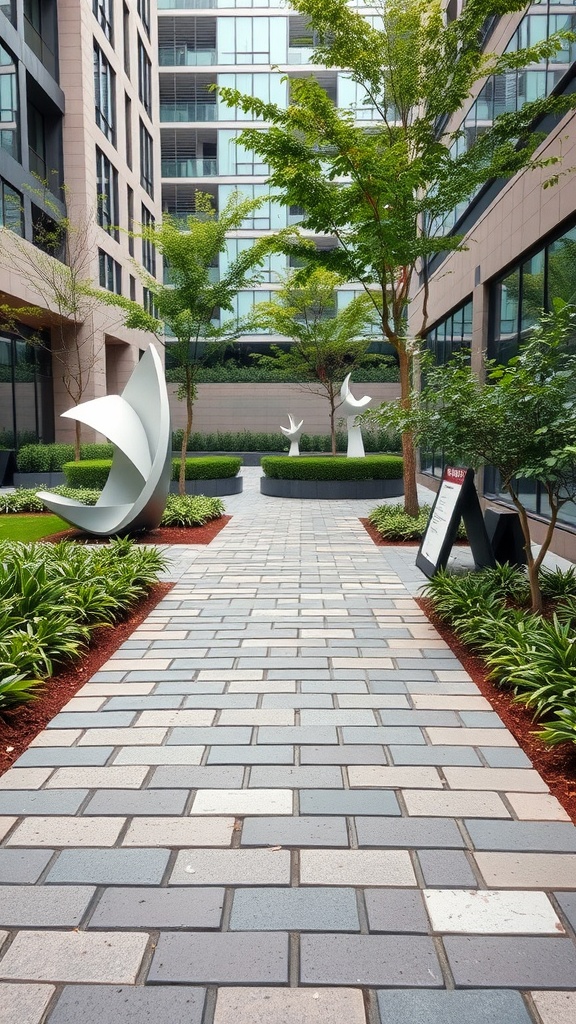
[0,450,16,487]
[170,477,243,496]
[13,472,66,488]
[260,477,404,500]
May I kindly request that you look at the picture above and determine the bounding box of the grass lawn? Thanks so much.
[0,514,69,542]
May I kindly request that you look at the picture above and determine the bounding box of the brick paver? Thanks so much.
[1,468,575,1022]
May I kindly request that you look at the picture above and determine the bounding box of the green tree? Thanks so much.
[251,268,388,453]
[218,0,575,515]
[370,306,576,613]
[99,191,270,494]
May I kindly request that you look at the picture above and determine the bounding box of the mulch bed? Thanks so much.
[360,518,420,546]
[47,515,232,545]
[418,596,576,823]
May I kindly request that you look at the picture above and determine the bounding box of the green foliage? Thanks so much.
[160,494,225,527]
[0,489,47,514]
[539,565,576,601]
[17,443,113,473]
[0,672,45,712]
[167,360,400,384]
[0,539,166,708]
[51,486,101,505]
[0,514,70,543]
[171,426,400,454]
[62,460,112,489]
[368,503,468,541]
[171,457,242,480]
[261,455,403,481]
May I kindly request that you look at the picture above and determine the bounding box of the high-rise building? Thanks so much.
[410,1,576,559]
[0,0,162,453]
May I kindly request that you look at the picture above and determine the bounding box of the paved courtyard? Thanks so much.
[1,469,575,1024]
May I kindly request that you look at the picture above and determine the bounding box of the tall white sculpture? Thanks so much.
[38,345,172,536]
[280,413,304,456]
[340,373,372,458]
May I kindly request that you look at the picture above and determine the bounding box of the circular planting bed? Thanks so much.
[171,456,243,496]
[260,455,404,500]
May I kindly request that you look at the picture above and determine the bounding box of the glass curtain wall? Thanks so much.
[420,300,473,479]
[0,329,54,448]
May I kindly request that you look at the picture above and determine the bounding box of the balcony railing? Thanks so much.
[160,102,217,122]
[162,158,218,177]
[159,47,216,66]
[158,0,215,8]
[287,46,315,65]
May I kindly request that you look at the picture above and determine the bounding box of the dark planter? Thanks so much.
[260,477,404,499]
[0,450,16,486]
[13,472,66,488]
[170,477,243,496]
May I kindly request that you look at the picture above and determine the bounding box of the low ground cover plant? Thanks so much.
[261,455,403,481]
[0,488,225,530]
[171,457,241,480]
[368,502,466,541]
[423,565,576,745]
[0,539,166,711]
[161,495,225,527]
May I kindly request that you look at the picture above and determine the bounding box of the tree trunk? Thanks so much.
[508,490,542,614]
[180,382,194,496]
[329,391,337,456]
[398,347,418,516]
[74,420,81,462]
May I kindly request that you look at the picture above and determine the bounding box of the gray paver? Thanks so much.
[342,727,426,744]
[47,985,206,1024]
[376,989,534,1024]
[355,817,465,848]
[299,789,401,815]
[147,932,288,983]
[556,892,576,931]
[0,850,54,883]
[87,887,224,929]
[46,849,170,885]
[168,727,252,745]
[207,746,294,764]
[249,766,343,788]
[0,791,87,815]
[83,790,187,816]
[47,713,136,728]
[444,936,576,988]
[389,746,482,766]
[256,726,338,744]
[465,820,576,853]
[365,889,430,933]
[0,885,95,927]
[300,745,387,765]
[241,816,349,847]
[417,850,478,887]
[14,748,114,768]
[480,748,533,768]
[230,887,359,931]
[300,934,443,986]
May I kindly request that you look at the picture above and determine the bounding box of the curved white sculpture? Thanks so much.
[280,413,304,457]
[38,345,172,536]
[339,373,372,458]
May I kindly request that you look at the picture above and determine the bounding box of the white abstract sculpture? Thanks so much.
[38,345,171,536]
[339,373,372,458]
[280,413,304,457]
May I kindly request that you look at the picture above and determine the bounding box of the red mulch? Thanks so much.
[360,517,419,546]
[47,515,232,545]
[418,596,576,824]
[0,516,232,775]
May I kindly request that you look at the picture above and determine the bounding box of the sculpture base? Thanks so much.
[170,477,243,496]
[260,477,404,500]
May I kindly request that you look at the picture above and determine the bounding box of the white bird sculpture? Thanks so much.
[280,413,304,456]
[339,373,372,457]
[38,346,172,536]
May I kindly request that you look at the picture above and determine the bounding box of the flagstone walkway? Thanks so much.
[1,470,576,1024]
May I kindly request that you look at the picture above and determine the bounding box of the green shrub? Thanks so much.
[539,565,576,601]
[63,460,112,488]
[160,494,225,527]
[50,486,101,505]
[260,455,403,481]
[0,489,47,514]
[170,429,401,454]
[17,443,113,473]
[171,457,241,481]
[369,502,467,541]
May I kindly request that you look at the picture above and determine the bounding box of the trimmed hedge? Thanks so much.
[172,428,401,454]
[171,457,242,480]
[63,460,112,489]
[18,443,114,472]
[261,455,403,481]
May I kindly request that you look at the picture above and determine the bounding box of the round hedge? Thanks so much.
[63,459,112,489]
[260,455,403,481]
[171,456,242,481]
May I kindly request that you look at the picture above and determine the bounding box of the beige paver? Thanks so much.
[7,816,124,847]
[45,766,148,789]
[28,730,82,747]
[347,766,442,789]
[300,850,416,887]
[0,768,54,790]
[403,790,510,818]
[170,848,291,885]
[337,695,410,709]
[80,683,155,696]
[0,930,148,983]
[531,991,576,1024]
[112,746,204,765]
[99,659,170,671]
[506,792,571,821]
[60,697,106,712]
[0,982,55,1024]
[77,727,168,746]
[423,889,563,934]
[214,987,366,1024]
[122,816,235,847]
[412,695,492,711]
[0,818,16,841]
[426,728,519,747]
[442,768,548,792]
[191,789,293,815]
[218,709,295,726]
[473,852,576,888]
[135,710,215,727]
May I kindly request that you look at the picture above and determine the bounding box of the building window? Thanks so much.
[141,203,156,276]
[127,185,134,256]
[0,2,16,26]
[143,286,157,317]
[137,0,150,38]
[27,102,46,178]
[0,327,53,449]
[94,42,116,144]
[24,0,57,77]
[99,248,122,293]
[421,299,473,480]
[138,38,152,116]
[123,3,130,75]
[0,179,23,234]
[93,0,113,43]
[139,119,154,196]
[130,274,136,300]
[125,93,132,168]
[96,147,119,239]
[0,43,19,160]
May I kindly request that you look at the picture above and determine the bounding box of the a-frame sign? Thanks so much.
[416,467,496,578]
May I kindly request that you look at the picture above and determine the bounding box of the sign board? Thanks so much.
[484,508,527,567]
[416,467,496,578]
